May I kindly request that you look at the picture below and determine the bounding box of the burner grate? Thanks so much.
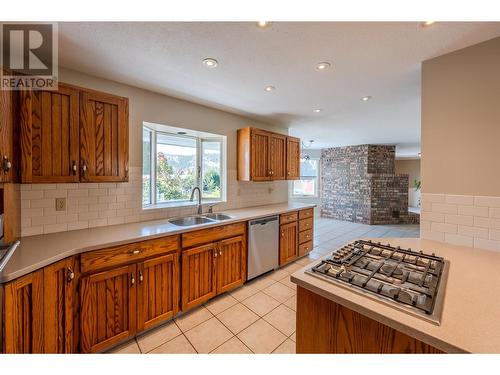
[307,240,448,324]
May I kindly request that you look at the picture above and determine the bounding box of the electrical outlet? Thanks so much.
[55,197,66,211]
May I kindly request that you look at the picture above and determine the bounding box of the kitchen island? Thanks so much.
[291,238,500,354]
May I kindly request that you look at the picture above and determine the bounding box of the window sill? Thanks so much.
[142,200,226,211]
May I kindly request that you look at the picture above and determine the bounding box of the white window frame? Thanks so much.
[291,157,320,198]
[143,125,226,208]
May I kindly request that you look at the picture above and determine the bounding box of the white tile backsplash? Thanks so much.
[421,193,500,252]
[20,167,288,236]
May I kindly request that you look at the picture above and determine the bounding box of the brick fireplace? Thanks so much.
[320,145,409,224]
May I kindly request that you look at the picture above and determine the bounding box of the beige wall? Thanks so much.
[421,37,500,196]
[395,159,421,207]
[20,68,290,236]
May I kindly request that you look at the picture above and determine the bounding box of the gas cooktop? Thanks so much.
[306,240,449,325]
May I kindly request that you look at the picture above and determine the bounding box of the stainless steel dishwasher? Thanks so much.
[247,215,279,280]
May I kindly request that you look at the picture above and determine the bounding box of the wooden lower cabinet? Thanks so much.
[137,253,179,332]
[216,236,246,294]
[182,235,247,311]
[3,270,44,353]
[296,286,443,353]
[43,257,77,353]
[280,221,298,265]
[181,243,217,311]
[80,265,136,353]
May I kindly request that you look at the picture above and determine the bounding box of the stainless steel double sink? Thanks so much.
[168,213,234,227]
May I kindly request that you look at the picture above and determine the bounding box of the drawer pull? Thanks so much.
[130,249,142,255]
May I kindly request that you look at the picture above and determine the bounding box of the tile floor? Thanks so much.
[110,216,419,354]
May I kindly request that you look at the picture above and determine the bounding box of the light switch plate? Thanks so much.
[55,197,66,211]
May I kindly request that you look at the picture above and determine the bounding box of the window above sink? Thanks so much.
[142,122,227,209]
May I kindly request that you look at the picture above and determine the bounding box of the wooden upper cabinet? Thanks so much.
[43,257,77,353]
[80,90,129,182]
[181,243,217,311]
[286,136,301,180]
[19,84,80,183]
[137,253,179,332]
[279,221,298,265]
[0,86,16,182]
[80,264,136,353]
[3,270,45,353]
[270,133,286,180]
[237,127,300,181]
[216,236,246,294]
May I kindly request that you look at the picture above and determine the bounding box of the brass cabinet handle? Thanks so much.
[82,161,87,176]
[131,274,135,286]
[66,267,75,282]
[130,249,142,255]
[2,156,12,172]
[72,160,77,175]
[139,271,143,283]
[219,250,222,256]
[281,232,285,237]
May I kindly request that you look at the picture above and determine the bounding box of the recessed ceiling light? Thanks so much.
[202,58,218,68]
[421,21,436,27]
[361,96,372,102]
[264,85,275,92]
[312,108,323,113]
[315,62,331,71]
[257,21,271,28]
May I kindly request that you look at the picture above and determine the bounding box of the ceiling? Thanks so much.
[58,22,500,157]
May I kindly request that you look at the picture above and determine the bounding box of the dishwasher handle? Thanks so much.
[249,215,278,226]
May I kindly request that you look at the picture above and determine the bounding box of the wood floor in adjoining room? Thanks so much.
[109,217,419,354]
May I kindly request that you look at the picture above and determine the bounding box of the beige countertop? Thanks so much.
[290,238,500,353]
[1,202,315,283]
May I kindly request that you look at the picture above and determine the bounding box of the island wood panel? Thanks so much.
[270,133,286,180]
[43,257,76,353]
[19,85,79,182]
[3,270,44,353]
[279,221,298,265]
[0,86,15,182]
[250,129,271,181]
[80,265,136,353]
[296,286,444,354]
[181,243,217,311]
[216,235,246,294]
[80,90,128,182]
[286,137,301,180]
[137,253,179,332]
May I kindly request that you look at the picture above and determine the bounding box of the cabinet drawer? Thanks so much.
[299,208,314,220]
[280,211,298,225]
[182,222,246,249]
[80,235,179,273]
[299,218,313,232]
[299,240,313,256]
[299,229,313,244]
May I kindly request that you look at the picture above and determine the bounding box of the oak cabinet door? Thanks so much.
[19,84,80,183]
[181,244,217,311]
[250,129,271,181]
[43,257,77,353]
[270,133,286,180]
[3,270,44,353]
[80,90,129,182]
[216,236,246,294]
[279,222,298,265]
[137,253,179,332]
[286,137,301,180]
[0,86,15,182]
[80,265,136,353]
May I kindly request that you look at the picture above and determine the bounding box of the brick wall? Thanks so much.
[320,145,409,224]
